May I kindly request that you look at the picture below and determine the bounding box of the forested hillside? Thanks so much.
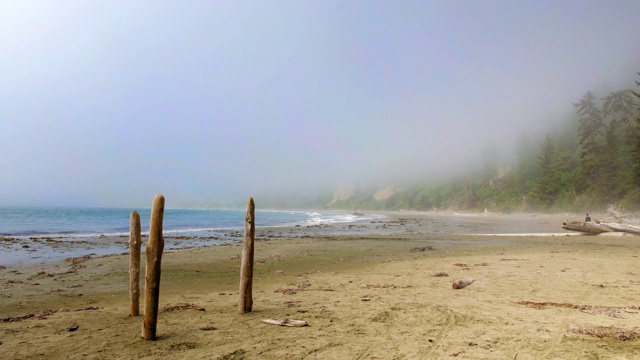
[328,73,640,213]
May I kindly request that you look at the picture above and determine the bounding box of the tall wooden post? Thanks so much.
[142,194,165,340]
[129,210,141,316]
[238,196,255,314]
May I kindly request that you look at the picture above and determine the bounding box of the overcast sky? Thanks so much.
[1,0,639,207]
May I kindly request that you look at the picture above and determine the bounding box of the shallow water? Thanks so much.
[0,211,575,267]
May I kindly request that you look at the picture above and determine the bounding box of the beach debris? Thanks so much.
[142,194,165,341]
[275,288,298,295]
[1,306,102,323]
[453,263,468,267]
[517,301,638,318]
[296,279,311,289]
[274,279,322,295]
[409,246,435,253]
[605,204,640,222]
[519,301,592,309]
[27,271,54,280]
[0,237,20,243]
[220,349,247,359]
[433,272,449,277]
[261,318,308,327]
[452,276,474,289]
[162,303,205,312]
[129,210,141,317]
[199,326,218,331]
[65,254,95,265]
[360,283,412,289]
[68,323,79,331]
[269,254,286,261]
[284,300,301,308]
[239,196,256,314]
[571,326,640,340]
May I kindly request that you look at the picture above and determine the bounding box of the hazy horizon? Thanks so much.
[2,1,639,208]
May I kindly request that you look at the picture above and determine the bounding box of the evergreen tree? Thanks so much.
[515,133,538,187]
[632,73,640,185]
[602,89,636,126]
[531,134,559,208]
[573,91,605,193]
[600,119,622,200]
[602,89,637,195]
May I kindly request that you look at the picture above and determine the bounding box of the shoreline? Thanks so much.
[0,211,593,267]
[3,213,639,359]
[0,210,581,268]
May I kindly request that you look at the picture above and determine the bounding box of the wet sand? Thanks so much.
[1,213,639,359]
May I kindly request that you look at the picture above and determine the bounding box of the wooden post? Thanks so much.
[142,194,165,340]
[238,196,255,314]
[129,210,141,316]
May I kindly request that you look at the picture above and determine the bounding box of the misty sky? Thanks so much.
[1,1,639,207]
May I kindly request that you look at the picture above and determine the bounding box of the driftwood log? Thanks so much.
[562,220,640,235]
[452,276,474,289]
[596,221,640,235]
[239,197,256,314]
[129,210,141,317]
[142,194,165,340]
[562,221,615,235]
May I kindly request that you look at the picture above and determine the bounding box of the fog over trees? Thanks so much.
[292,73,640,213]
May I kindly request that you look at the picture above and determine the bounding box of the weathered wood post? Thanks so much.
[129,210,141,316]
[142,194,165,340]
[238,196,255,314]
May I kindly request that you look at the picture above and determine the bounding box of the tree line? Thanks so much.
[329,73,640,213]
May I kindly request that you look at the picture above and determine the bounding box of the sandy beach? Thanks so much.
[2,212,640,359]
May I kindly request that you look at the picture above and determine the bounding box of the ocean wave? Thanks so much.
[1,207,383,239]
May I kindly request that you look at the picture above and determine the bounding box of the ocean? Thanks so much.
[0,207,376,238]
[0,207,382,266]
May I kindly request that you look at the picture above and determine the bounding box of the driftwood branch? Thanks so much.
[607,205,625,221]
[261,318,308,327]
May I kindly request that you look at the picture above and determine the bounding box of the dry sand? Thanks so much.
[1,213,640,359]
